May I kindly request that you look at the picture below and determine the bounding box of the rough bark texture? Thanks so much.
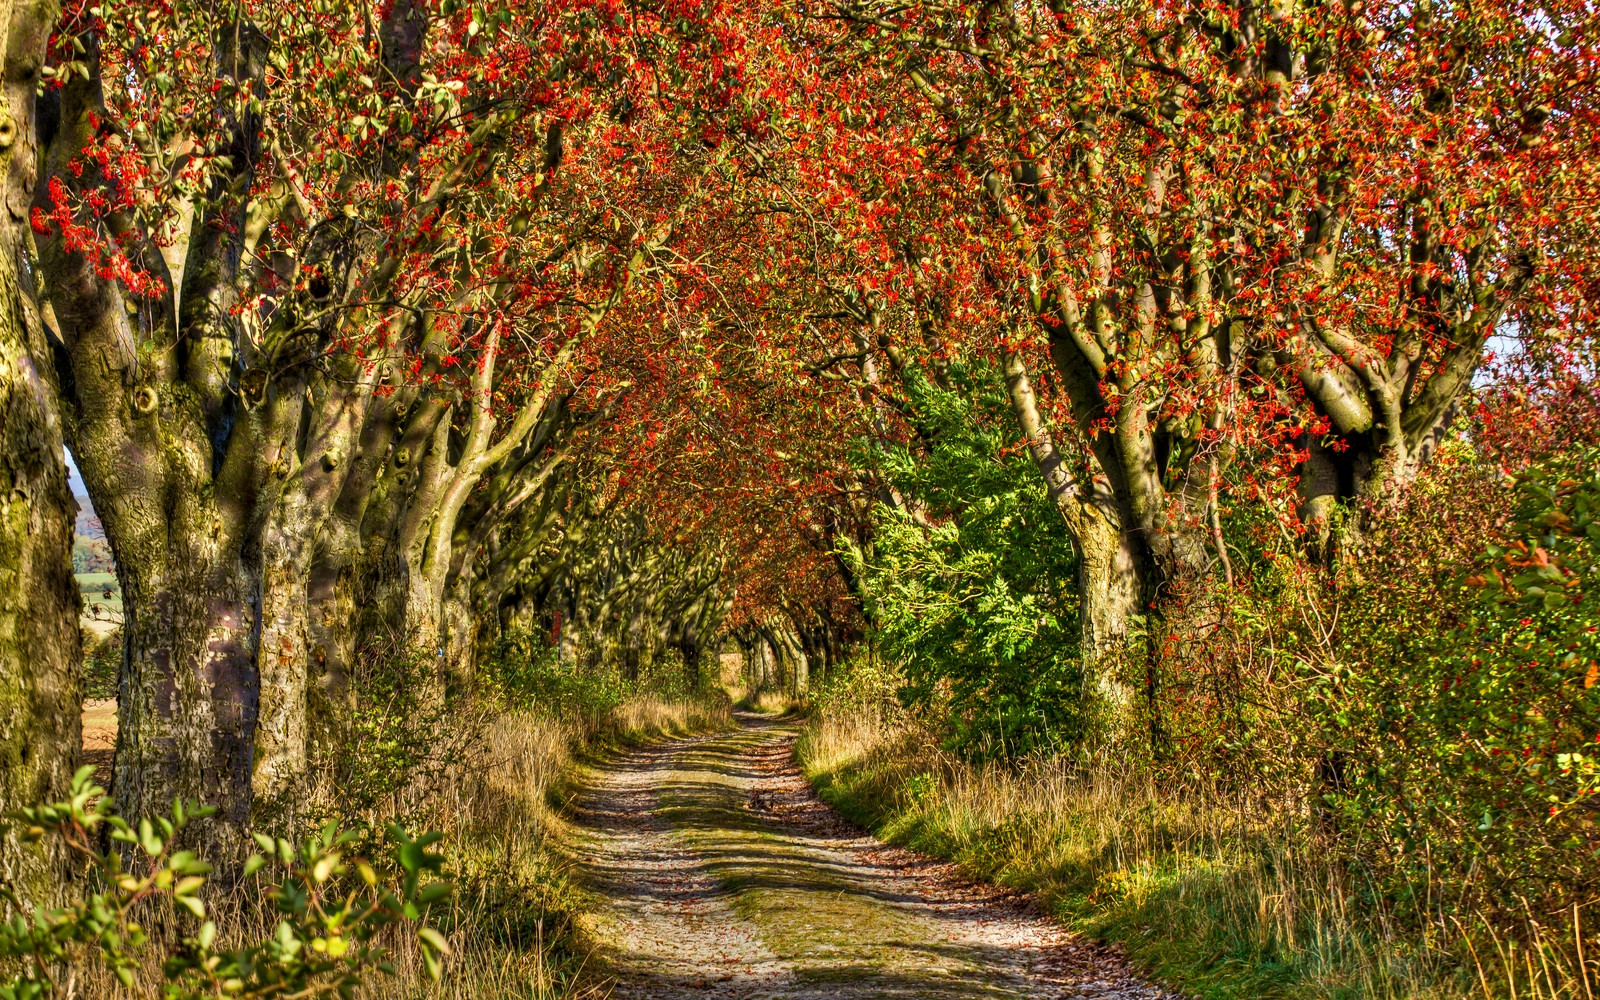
[25,5,491,852]
[1002,351,1144,681]
[0,0,79,910]
[252,362,375,815]
[31,20,284,860]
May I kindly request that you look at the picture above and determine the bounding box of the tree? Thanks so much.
[0,0,80,909]
[27,0,770,855]
[772,0,1600,659]
[842,358,1089,754]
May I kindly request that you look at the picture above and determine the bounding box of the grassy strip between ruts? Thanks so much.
[577,714,1101,997]
[655,722,1013,994]
[796,709,1509,1000]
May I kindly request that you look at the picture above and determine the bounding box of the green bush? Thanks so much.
[310,640,481,826]
[82,627,120,700]
[482,630,628,718]
[807,652,904,723]
[0,768,452,999]
[482,626,716,718]
[843,361,1086,757]
[1327,445,1600,924]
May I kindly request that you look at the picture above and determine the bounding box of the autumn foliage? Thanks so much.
[0,0,1595,994]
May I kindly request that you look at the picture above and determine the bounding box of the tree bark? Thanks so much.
[252,367,373,819]
[0,0,78,909]
[1002,350,1144,686]
[31,16,295,859]
[110,539,259,854]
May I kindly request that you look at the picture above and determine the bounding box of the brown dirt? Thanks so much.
[81,698,116,786]
[570,712,1179,999]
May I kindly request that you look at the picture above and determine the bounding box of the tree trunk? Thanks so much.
[110,526,259,860]
[678,607,703,686]
[1300,406,1453,565]
[438,584,479,690]
[304,535,359,734]
[35,25,285,861]
[254,365,375,819]
[1002,351,1144,687]
[786,630,809,698]
[252,498,318,820]
[623,603,648,682]
[0,0,79,908]
[1074,507,1145,700]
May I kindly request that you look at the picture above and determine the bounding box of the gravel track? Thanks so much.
[569,712,1178,999]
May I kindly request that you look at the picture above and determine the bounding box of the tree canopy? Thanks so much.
[0,0,1596,874]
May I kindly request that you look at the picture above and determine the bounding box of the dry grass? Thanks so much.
[365,690,732,998]
[731,686,804,716]
[607,693,732,738]
[799,707,1600,1000]
[66,690,730,1000]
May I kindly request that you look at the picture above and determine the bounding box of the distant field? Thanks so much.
[82,698,116,786]
[77,572,123,630]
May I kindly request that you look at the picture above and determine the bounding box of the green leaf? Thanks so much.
[70,764,98,791]
[418,927,452,956]
[312,852,339,883]
[138,819,162,857]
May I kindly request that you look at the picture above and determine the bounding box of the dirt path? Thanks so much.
[569,713,1178,999]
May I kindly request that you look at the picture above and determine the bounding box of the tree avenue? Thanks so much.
[0,0,1595,994]
[3,0,804,859]
[731,0,1600,666]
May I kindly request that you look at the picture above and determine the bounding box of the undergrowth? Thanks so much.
[359,645,733,999]
[798,673,1599,1000]
[733,687,804,715]
[53,639,732,1000]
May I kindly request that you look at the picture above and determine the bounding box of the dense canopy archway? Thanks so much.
[0,0,1597,995]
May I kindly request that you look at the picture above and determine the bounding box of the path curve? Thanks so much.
[569,713,1178,999]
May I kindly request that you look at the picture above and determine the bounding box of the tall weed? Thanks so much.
[801,681,1599,999]
[53,633,729,1000]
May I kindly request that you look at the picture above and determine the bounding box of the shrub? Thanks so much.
[0,768,451,999]
[81,627,120,701]
[1327,445,1600,927]
[843,361,1086,757]
[483,630,630,718]
[299,635,491,832]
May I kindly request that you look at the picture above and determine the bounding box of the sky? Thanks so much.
[66,449,91,515]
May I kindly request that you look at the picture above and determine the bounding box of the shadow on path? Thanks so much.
[569,712,1177,1000]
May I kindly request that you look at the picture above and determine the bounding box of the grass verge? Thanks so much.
[797,707,1598,1000]
[64,688,733,999]
[391,688,736,998]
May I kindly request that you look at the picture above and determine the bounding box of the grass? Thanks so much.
[64,683,733,999]
[732,686,804,715]
[584,719,1036,996]
[797,705,1600,1000]
[347,687,735,998]
[427,690,734,998]
[76,571,122,633]
[76,572,121,607]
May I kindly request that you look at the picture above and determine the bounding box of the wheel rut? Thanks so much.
[569,712,1178,999]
